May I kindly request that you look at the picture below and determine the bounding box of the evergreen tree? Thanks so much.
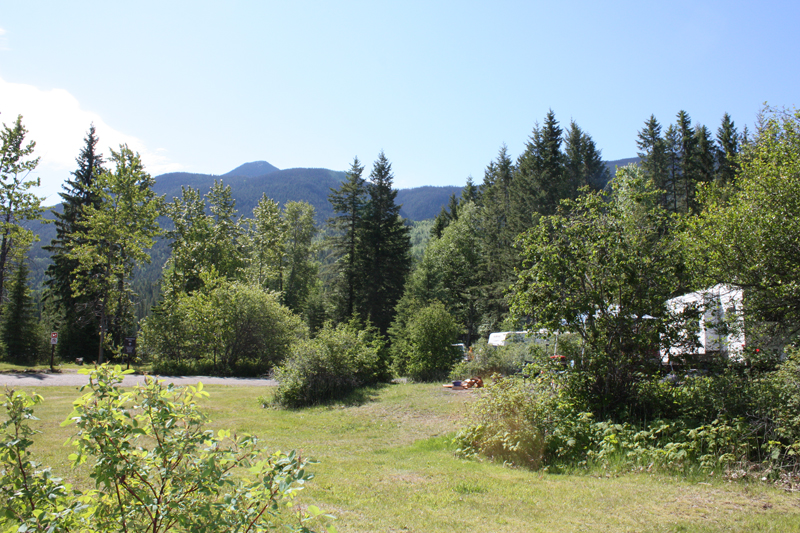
[694,125,716,194]
[676,110,698,213]
[430,193,460,238]
[716,113,740,186]
[68,145,162,363]
[663,124,681,213]
[327,157,367,321]
[511,110,564,229]
[477,145,517,332]
[2,250,41,365]
[636,115,670,209]
[358,151,411,335]
[563,120,608,193]
[461,175,479,204]
[43,125,104,360]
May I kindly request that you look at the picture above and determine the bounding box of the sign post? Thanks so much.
[123,337,136,370]
[50,332,58,371]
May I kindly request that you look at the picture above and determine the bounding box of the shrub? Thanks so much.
[765,346,800,461]
[393,301,462,382]
[0,365,332,532]
[450,338,542,380]
[143,276,306,376]
[455,375,547,468]
[457,354,800,476]
[271,320,389,408]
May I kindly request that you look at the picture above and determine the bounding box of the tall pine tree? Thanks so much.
[477,145,517,332]
[511,109,565,230]
[327,157,367,321]
[2,249,41,365]
[358,151,411,335]
[44,125,104,360]
[716,113,740,186]
[676,110,698,213]
[563,120,608,193]
[694,125,716,196]
[636,115,671,209]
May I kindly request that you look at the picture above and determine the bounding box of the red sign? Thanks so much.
[50,332,58,345]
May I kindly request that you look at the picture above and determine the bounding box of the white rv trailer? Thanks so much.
[662,284,745,363]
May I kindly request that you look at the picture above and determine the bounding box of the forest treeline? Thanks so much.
[0,107,772,372]
[2,104,800,476]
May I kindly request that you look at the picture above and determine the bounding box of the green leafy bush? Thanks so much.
[143,274,306,376]
[455,375,548,468]
[457,355,800,476]
[449,339,529,380]
[393,301,462,382]
[271,320,389,408]
[0,365,333,532]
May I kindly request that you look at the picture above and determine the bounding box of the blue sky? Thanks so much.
[1,1,797,205]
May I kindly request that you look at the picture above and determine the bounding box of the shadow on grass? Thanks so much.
[329,382,392,408]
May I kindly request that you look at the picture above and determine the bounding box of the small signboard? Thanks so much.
[123,337,136,355]
[50,332,58,345]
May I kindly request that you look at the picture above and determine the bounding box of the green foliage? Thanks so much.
[413,203,483,342]
[511,165,691,418]
[143,274,306,376]
[0,114,43,314]
[357,152,412,335]
[407,219,434,263]
[271,319,389,408]
[456,372,750,473]
[68,145,162,363]
[245,193,285,290]
[454,375,548,469]
[0,365,331,532]
[281,201,318,313]
[327,157,367,321]
[766,346,800,453]
[687,106,800,337]
[458,351,800,475]
[43,124,104,361]
[1,250,44,365]
[1,389,86,531]
[393,301,462,382]
[449,334,582,380]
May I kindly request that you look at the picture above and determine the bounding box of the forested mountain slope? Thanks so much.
[25,158,633,292]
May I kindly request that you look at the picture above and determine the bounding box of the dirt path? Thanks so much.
[0,370,277,388]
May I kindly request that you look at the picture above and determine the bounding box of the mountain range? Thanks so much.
[150,162,462,223]
[26,158,638,288]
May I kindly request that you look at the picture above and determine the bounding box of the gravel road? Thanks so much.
[0,370,277,388]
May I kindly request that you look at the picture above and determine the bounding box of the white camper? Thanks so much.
[663,284,745,363]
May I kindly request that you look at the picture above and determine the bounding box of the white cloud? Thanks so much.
[0,76,181,204]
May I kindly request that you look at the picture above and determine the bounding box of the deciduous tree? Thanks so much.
[69,145,162,363]
[688,106,800,342]
[0,115,43,313]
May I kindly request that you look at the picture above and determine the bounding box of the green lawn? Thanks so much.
[0,361,150,373]
[5,381,800,532]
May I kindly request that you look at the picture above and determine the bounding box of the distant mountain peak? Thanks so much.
[223,161,280,178]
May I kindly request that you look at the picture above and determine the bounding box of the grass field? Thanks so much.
[4,379,800,532]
